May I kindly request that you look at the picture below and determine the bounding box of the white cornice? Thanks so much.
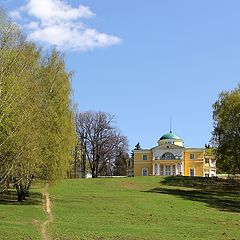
[185,148,205,151]
[151,143,184,150]
[133,149,151,153]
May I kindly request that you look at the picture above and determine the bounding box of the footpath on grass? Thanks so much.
[40,184,53,240]
[32,177,240,240]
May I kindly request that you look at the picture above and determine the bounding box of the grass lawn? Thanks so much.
[0,183,46,240]
[47,176,240,240]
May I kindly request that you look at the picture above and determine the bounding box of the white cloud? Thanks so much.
[24,21,39,30]
[11,0,121,51]
[9,10,23,20]
[24,0,94,24]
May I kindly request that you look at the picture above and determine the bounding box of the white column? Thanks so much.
[152,164,155,176]
[163,165,166,176]
[180,163,184,176]
[175,163,178,175]
[157,164,160,176]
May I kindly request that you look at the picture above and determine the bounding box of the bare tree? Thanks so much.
[76,111,128,178]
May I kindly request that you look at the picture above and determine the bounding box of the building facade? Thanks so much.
[130,132,216,177]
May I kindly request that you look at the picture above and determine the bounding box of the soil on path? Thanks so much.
[40,184,53,240]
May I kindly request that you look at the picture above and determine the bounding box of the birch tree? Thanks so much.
[0,10,76,201]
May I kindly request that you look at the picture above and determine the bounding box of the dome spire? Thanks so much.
[170,116,172,133]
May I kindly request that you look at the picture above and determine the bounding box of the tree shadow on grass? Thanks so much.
[0,190,42,205]
[145,176,240,213]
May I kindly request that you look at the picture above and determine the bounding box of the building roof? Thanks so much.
[159,132,182,140]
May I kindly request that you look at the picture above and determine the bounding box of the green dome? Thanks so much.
[159,132,182,140]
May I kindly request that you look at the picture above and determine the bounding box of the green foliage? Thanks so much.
[0,10,76,200]
[37,50,76,181]
[113,151,128,176]
[205,147,215,156]
[212,85,240,174]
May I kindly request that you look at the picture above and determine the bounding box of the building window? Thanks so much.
[172,165,176,175]
[142,154,148,160]
[166,166,171,175]
[190,168,195,176]
[162,152,175,160]
[142,168,148,176]
[205,173,209,177]
[205,158,209,164]
[190,153,195,160]
[160,165,164,175]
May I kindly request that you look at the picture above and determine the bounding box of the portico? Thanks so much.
[152,162,183,176]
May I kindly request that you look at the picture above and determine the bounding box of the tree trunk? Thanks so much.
[91,168,96,178]
[15,183,26,202]
[25,175,34,197]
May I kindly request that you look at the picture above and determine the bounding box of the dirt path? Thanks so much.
[40,184,53,240]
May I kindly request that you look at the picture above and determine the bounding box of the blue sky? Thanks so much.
[2,0,240,150]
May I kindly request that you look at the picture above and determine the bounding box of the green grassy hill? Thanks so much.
[0,184,46,240]
[1,176,240,240]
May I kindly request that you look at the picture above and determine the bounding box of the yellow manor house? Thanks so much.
[129,131,216,177]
